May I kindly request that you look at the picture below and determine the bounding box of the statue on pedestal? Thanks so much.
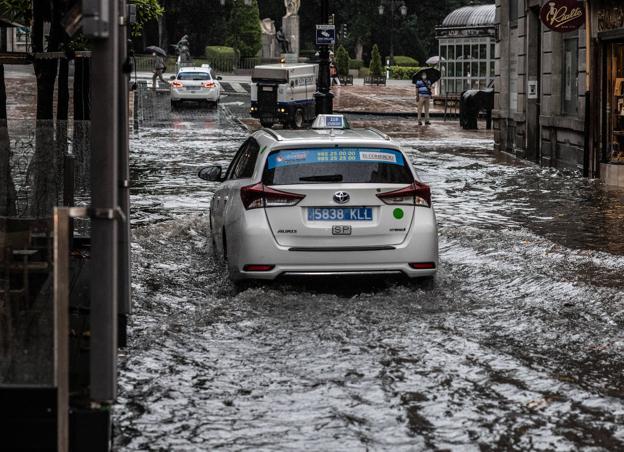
[282,0,300,57]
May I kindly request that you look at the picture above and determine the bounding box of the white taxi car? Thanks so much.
[199,115,438,282]
[170,66,221,107]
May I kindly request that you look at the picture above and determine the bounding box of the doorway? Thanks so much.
[526,6,542,163]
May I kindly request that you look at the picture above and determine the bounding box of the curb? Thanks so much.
[335,110,458,118]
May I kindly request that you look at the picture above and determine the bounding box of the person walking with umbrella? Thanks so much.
[146,45,168,90]
[413,67,441,126]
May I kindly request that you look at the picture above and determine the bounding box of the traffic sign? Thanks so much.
[316,24,336,45]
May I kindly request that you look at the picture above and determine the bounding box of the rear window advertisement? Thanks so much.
[263,148,414,185]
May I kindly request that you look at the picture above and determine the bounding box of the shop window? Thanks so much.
[562,37,578,115]
[448,45,455,60]
[440,45,447,59]
[472,44,479,59]
[606,43,624,163]
[510,0,519,28]
[456,45,463,59]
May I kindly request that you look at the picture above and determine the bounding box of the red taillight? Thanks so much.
[202,81,215,88]
[243,264,275,272]
[171,81,184,88]
[377,181,431,207]
[240,183,305,210]
[409,262,436,269]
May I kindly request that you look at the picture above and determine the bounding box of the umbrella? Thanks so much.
[145,45,167,57]
[412,67,441,85]
[425,56,445,66]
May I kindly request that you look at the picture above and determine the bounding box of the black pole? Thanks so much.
[315,0,333,115]
[390,2,395,61]
[118,0,131,348]
[90,0,119,403]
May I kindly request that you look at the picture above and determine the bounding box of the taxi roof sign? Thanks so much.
[311,114,350,129]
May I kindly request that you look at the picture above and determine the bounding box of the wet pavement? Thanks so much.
[115,102,624,450]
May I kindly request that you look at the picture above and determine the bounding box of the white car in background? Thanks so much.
[198,115,439,283]
[170,66,221,108]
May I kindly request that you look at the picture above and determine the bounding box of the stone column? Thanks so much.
[282,14,299,59]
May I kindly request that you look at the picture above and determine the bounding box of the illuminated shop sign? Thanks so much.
[540,0,585,32]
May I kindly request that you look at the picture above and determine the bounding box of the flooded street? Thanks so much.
[116,105,624,450]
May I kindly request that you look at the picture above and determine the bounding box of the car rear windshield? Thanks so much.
[262,148,414,185]
[177,72,212,81]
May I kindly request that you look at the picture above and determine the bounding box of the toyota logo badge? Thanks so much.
[333,191,350,204]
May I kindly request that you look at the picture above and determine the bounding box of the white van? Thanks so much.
[250,63,317,129]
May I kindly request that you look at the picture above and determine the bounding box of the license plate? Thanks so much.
[186,87,198,91]
[307,207,373,221]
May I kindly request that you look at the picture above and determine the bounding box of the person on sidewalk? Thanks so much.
[416,73,432,125]
[152,52,168,91]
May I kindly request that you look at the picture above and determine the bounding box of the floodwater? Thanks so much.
[116,105,624,450]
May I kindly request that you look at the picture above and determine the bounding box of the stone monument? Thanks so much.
[260,18,279,59]
[282,0,300,60]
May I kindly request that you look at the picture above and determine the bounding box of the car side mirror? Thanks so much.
[217,76,223,81]
[198,165,223,182]
[169,75,176,80]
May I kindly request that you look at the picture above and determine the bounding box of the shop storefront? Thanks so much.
[589,0,624,186]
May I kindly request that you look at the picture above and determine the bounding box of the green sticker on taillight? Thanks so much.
[393,208,404,219]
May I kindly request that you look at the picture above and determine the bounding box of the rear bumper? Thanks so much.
[171,88,219,101]
[226,209,439,281]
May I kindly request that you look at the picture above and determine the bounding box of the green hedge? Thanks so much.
[205,46,239,72]
[391,55,419,67]
[389,66,421,80]
[349,59,363,70]
[359,67,370,78]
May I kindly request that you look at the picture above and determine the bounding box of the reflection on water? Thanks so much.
[118,109,624,450]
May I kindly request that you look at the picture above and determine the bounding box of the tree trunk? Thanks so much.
[0,64,17,216]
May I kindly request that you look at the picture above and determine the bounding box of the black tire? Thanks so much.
[171,100,181,110]
[292,109,304,129]
[260,120,274,128]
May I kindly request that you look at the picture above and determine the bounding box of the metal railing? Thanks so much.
[133,54,297,74]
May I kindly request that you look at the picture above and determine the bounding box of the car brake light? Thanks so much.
[202,81,215,88]
[171,81,184,88]
[243,264,275,272]
[240,183,305,209]
[377,181,431,207]
[409,262,436,269]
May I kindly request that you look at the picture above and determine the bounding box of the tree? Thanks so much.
[336,45,350,77]
[131,0,164,37]
[369,44,382,77]
[226,0,262,59]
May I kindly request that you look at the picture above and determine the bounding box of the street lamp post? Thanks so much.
[315,0,333,115]
[378,0,407,63]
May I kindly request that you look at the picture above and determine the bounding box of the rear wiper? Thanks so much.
[299,174,343,182]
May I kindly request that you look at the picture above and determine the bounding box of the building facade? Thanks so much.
[495,0,624,187]
[494,0,587,174]
[436,5,497,96]
[586,0,624,186]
